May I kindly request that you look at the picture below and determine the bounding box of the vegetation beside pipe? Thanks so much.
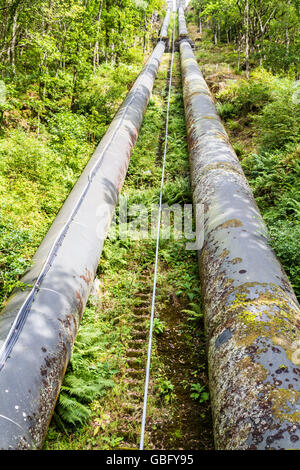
[180,33,300,450]
[0,33,167,450]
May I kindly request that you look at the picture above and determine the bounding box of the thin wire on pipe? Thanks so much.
[139,22,175,450]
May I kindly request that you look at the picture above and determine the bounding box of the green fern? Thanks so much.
[53,306,118,427]
[61,374,115,402]
[56,394,92,426]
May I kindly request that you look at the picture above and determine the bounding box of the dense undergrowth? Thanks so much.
[0,0,164,308]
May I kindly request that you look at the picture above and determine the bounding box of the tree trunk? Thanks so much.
[212,20,217,45]
[10,10,18,75]
[237,30,241,71]
[199,5,202,34]
[143,15,147,54]
[245,0,250,78]
[285,0,291,57]
[93,0,104,74]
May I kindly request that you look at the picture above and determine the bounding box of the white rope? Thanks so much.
[139,21,175,450]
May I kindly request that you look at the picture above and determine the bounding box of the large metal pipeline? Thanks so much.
[160,8,171,40]
[0,26,169,448]
[178,5,188,38]
[180,36,300,448]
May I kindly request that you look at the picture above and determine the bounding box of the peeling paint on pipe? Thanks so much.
[180,38,300,449]
[0,36,167,449]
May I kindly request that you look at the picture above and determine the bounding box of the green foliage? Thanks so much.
[48,111,89,143]
[262,39,300,73]
[212,51,300,302]
[227,119,240,131]
[54,306,118,427]
[216,101,236,119]
[75,63,141,129]
[0,2,160,309]
[162,177,191,205]
[190,0,300,74]
[254,89,300,150]
[190,383,209,403]
[217,68,275,116]
[181,302,203,326]
[0,0,163,90]
[217,67,300,152]
[0,126,92,306]
[0,217,33,305]
[268,222,300,296]
[0,129,60,185]
[242,146,300,299]
[155,377,175,403]
[233,141,247,157]
[153,317,166,335]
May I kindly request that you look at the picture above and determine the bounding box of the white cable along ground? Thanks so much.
[139,21,176,450]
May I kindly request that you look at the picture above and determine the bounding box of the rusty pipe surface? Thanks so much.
[180,38,300,450]
[0,39,167,450]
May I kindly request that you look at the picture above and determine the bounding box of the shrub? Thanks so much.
[0,125,93,305]
[0,216,33,305]
[75,63,141,123]
[254,87,300,150]
[217,68,275,115]
[268,221,300,297]
[0,129,59,184]
[216,101,236,119]
[242,145,300,299]
[47,111,89,143]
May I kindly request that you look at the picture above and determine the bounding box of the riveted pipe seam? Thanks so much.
[180,37,300,450]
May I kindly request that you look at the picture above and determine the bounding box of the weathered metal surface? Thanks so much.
[160,8,171,40]
[180,38,300,450]
[178,6,188,38]
[0,38,167,449]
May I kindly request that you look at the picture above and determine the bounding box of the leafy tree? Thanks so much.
[189,0,300,74]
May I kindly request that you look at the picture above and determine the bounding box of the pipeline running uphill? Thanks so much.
[0,12,170,450]
[179,11,300,449]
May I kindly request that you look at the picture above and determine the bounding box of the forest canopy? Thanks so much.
[0,0,163,104]
[188,0,300,75]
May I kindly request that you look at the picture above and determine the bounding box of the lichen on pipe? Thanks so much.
[180,38,300,450]
[0,38,167,450]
